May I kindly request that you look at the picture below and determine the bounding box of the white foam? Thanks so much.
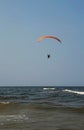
[43,88,55,90]
[0,114,29,122]
[0,102,10,104]
[63,89,84,95]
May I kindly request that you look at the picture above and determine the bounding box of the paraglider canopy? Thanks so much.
[37,35,62,43]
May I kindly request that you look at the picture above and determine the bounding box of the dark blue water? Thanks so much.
[0,86,84,108]
[0,86,84,130]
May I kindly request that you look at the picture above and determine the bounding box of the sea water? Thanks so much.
[0,86,84,130]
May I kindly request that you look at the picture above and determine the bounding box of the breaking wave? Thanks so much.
[63,89,84,95]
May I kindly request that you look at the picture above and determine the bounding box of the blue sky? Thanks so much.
[0,0,84,86]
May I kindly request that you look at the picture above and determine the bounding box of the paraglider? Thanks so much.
[37,35,62,59]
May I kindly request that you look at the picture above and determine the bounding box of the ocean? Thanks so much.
[0,86,84,130]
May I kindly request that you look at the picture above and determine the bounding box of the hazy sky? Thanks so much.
[0,0,84,86]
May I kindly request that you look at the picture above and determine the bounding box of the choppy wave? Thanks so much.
[63,89,84,95]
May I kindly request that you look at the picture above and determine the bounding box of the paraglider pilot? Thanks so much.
[47,54,50,59]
